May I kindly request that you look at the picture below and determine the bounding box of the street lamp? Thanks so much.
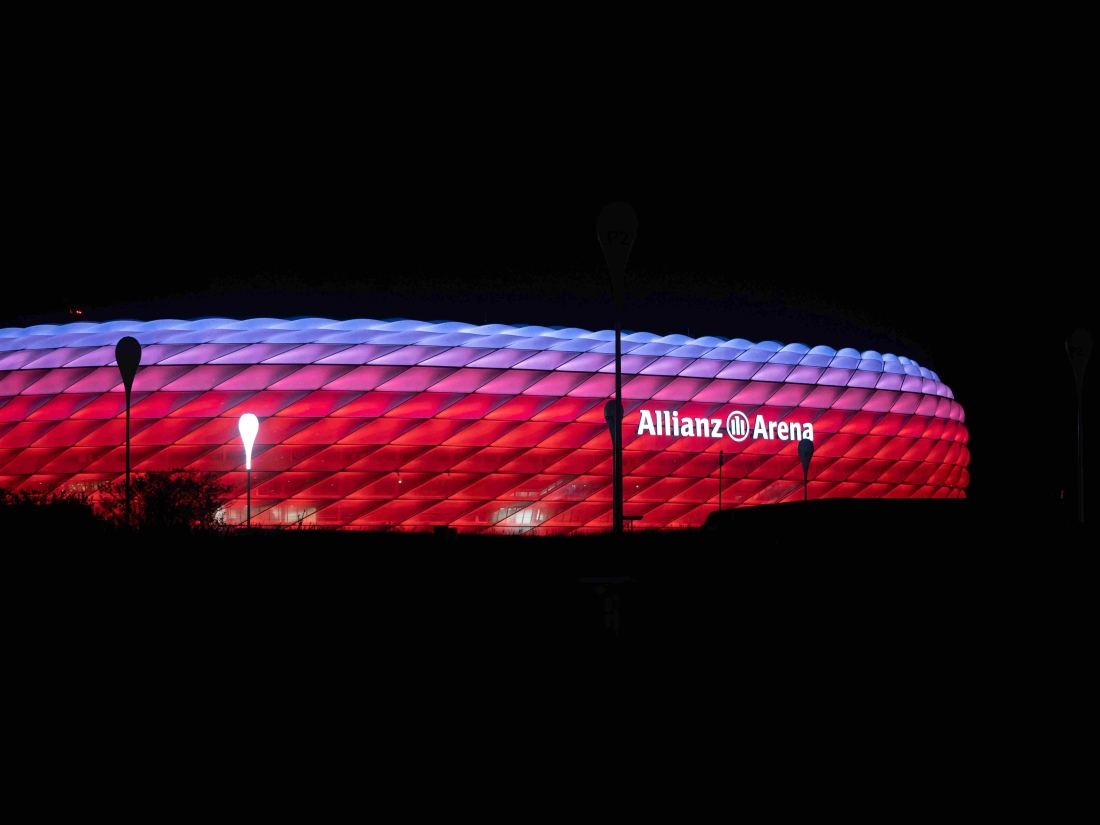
[597,202,638,536]
[114,336,142,528]
[239,413,259,528]
[718,450,724,511]
[798,438,814,502]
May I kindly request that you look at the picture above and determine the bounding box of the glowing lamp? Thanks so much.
[239,414,259,470]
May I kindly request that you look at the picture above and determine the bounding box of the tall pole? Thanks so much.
[614,316,623,535]
[115,337,141,530]
[597,202,637,537]
[798,438,814,504]
[1066,329,1090,523]
[718,450,723,511]
[239,413,259,531]
[125,385,131,524]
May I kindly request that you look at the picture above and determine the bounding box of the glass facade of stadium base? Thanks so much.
[0,318,969,533]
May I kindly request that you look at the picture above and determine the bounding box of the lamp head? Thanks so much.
[239,414,259,470]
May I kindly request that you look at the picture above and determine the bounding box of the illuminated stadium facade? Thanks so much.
[0,318,970,532]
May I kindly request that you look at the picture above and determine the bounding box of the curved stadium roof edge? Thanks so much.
[0,318,943,384]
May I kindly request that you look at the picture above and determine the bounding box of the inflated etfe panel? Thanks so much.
[0,318,968,532]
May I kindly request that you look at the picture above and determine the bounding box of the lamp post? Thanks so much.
[239,414,259,528]
[114,337,141,528]
[718,450,724,511]
[1066,329,1091,522]
[597,202,637,536]
[798,438,814,502]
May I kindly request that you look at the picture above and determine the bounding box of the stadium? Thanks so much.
[0,318,970,532]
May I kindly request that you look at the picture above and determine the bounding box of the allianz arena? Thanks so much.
[0,318,970,532]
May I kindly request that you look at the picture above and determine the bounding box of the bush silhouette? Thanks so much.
[97,469,232,532]
[0,486,90,507]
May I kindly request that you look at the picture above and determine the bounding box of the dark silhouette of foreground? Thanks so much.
[1,495,1089,792]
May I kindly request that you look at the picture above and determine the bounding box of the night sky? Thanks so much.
[5,126,1094,521]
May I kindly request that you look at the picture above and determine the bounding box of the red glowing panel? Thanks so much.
[135,445,220,471]
[131,418,206,445]
[175,418,240,445]
[434,394,510,420]
[250,471,332,500]
[30,420,108,448]
[384,392,466,419]
[289,445,380,471]
[294,472,382,499]
[216,472,279,498]
[24,393,104,421]
[248,444,326,471]
[399,472,480,499]
[485,396,555,421]
[398,446,482,472]
[0,421,60,448]
[453,474,536,501]
[276,391,364,418]
[252,418,315,445]
[169,391,257,418]
[393,419,473,445]
[531,397,601,422]
[542,449,607,475]
[327,391,414,418]
[449,447,527,473]
[536,423,606,450]
[496,448,572,474]
[74,419,154,447]
[185,444,269,472]
[491,421,565,448]
[128,392,202,419]
[400,499,483,525]
[0,448,67,474]
[542,475,610,501]
[312,500,386,526]
[347,472,433,499]
[349,499,435,526]
[83,445,166,473]
[0,395,52,421]
[222,391,308,418]
[345,445,431,472]
[37,446,114,474]
[441,420,519,447]
[284,418,369,445]
[337,418,421,445]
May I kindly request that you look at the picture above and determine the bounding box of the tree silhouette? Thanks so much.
[98,470,231,532]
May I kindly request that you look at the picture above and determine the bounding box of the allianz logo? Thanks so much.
[636,409,814,443]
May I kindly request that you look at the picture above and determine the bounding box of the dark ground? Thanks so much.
[4,498,1091,794]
